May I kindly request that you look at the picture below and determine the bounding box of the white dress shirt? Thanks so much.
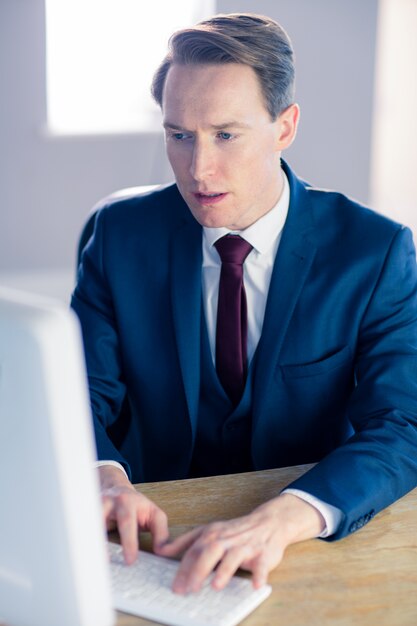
[99,171,343,537]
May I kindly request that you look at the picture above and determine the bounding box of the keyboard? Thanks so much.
[108,541,272,626]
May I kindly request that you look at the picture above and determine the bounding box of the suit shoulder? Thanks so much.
[306,184,405,238]
[83,183,191,255]
[95,183,187,226]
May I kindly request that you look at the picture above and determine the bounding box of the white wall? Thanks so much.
[1,0,378,284]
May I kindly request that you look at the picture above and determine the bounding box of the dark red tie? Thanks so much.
[214,235,253,406]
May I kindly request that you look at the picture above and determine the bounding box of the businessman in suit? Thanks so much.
[71,13,417,592]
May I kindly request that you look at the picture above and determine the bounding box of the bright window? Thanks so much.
[45,0,215,134]
[370,0,417,234]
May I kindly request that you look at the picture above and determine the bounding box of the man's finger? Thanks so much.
[115,499,140,564]
[172,538,226,594]
[212,545,252,590]
[147,506,170,549]
[155,526,203,556]
[102,495,114,519]
[252,553,275,589]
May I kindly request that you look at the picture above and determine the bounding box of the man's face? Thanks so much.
[162,62,298,230]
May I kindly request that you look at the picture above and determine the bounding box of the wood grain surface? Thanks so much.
[114,465,417,626]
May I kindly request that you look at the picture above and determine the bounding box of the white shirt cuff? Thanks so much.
[95,460,129,480]
[282,488,343,537]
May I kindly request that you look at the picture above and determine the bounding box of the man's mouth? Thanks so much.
[193,192,227,205]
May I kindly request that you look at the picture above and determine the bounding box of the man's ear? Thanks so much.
[275,103,300,151]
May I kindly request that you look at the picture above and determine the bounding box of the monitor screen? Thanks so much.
[0,287,114,626]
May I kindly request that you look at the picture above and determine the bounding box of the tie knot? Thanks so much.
[214,235,253,265]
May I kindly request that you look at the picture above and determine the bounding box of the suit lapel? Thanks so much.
[253,163,317,415]
[170,214,203,437]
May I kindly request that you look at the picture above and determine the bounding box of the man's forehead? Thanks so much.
[161,63,268,122]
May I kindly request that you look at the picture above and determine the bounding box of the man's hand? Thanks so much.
[155,493,325,593]
[99,465,169,564]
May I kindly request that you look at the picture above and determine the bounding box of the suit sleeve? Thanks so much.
[288,226,417,539]
[71,208,132,478]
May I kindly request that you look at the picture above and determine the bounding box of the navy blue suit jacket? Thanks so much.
[72,161,417,540]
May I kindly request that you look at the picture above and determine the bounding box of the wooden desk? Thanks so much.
[116,464,417,626]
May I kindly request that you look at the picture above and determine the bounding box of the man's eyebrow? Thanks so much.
[163,122,186,131]
[163,121,251,131]
[210,121,251,130]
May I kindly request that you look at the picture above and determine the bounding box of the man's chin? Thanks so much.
[190,211,232,229]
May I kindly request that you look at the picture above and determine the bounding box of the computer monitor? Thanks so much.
[0,287,114,626]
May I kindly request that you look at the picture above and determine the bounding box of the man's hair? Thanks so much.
[151,13,295,120]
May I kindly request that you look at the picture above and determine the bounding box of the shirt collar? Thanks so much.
[202,170,290,255]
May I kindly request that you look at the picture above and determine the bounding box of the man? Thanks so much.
[72,13,417,593]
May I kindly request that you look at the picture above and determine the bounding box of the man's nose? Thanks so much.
[189,141,216,181]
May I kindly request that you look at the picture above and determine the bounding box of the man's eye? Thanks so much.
[167,131,192,141]
[218,132,233,140]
